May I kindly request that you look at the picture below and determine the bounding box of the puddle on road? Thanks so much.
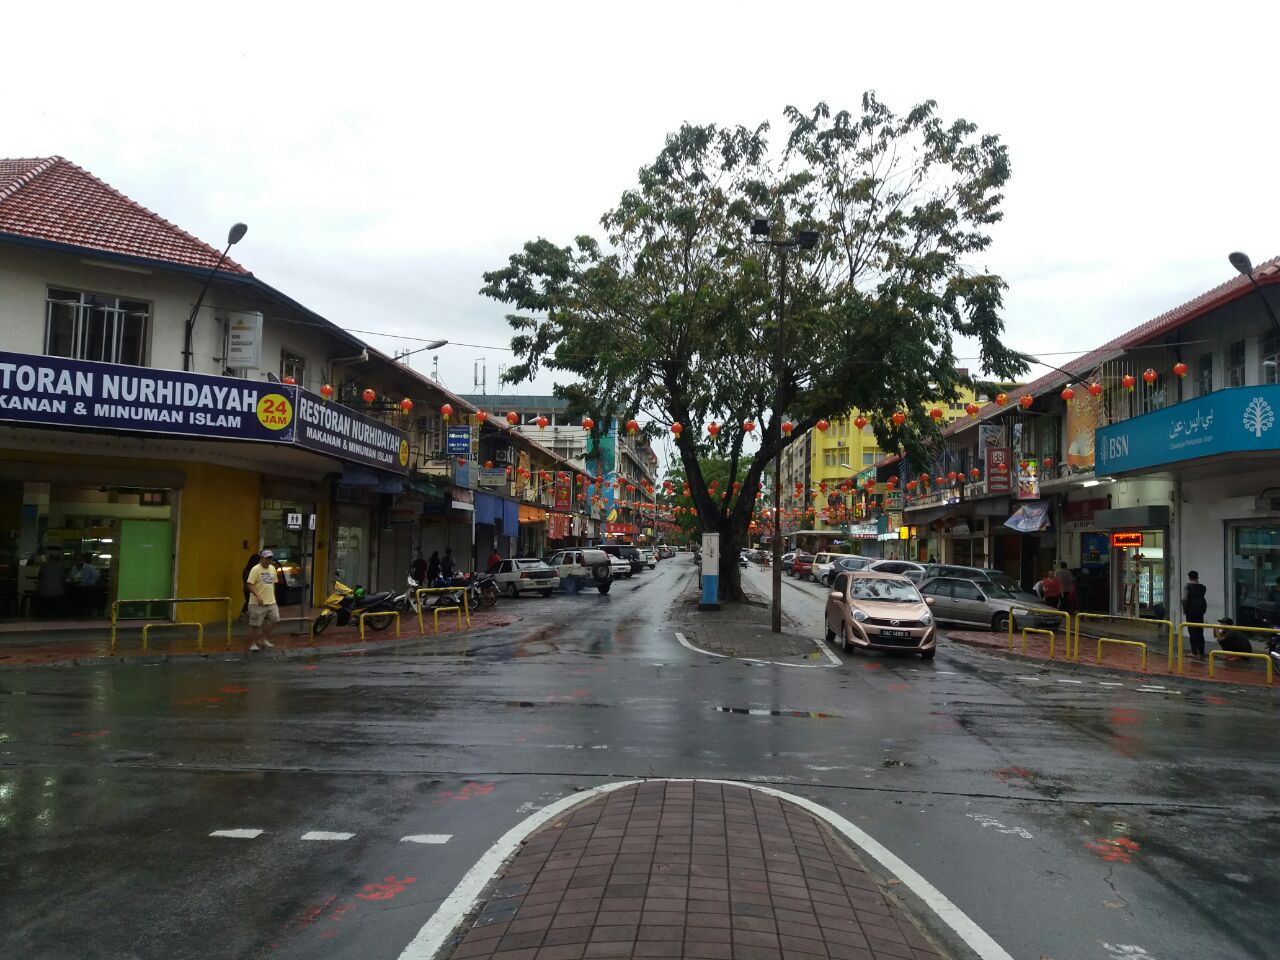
[713,707,840,719]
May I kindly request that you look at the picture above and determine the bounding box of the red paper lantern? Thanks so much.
[399,398,414,414]
[537,415,549,430]
[1019,394,1034,409]
[1122,374,1136,392]
[970,467,980,480]
[853,416,867,430]
[484,460,493,469]
[1088,382,1103,396]
[965,403,979,417]
[457,457,466,466]
[891,411,906,426]
[742,419,756,433]
[581,416,594,430]
[816,419,830,432]
[781,420,793,435]
[906,480,918,491]
[476,410,487,423]
[626,418,639,435]
[1173,362,1188,379]
[1142,368,1157,384]
[282,376,295,385]
[362,388,376,404]
[929,407,944,421]
[707,422,720,437]
[947,471,958,482]
[1043,457,1054,468]
[320,384,334,399]
[1061,387,1075,404]
[506,411,519,425]
[995,393,1009,406]
[440,403,454,422]
[671,422,683,436]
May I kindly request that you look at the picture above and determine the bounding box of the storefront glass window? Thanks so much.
[1230,524,1280,627]
[260,499,315,605]
[1117,530,1165,618]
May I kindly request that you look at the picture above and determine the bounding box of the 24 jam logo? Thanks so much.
[256,393,293,431]
[1243,397,1275,438]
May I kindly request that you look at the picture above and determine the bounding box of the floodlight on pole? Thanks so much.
[182,222,248,372]
[1228,251,1280,333]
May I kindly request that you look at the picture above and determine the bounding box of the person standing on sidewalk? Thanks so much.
[245,549,280,653]
[1182,570,1208,660]
[1042,570,1062,609]
[1056,562,1076,614]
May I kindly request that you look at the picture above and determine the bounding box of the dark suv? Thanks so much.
[600,543,645,575]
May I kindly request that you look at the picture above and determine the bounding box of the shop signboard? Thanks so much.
[605,522,635,535]
[1097,383,1280,475]
[0,350,413,475]
[478,467,509,487]
[446,426,472,455]
[294,390,410,474]
[554,472,571,510]
[985,447,1012,493]
[225,312,263,369]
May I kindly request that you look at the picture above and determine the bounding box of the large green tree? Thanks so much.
[481,95,1025,599]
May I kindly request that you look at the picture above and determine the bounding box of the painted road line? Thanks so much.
[673,631,838,668]
[398,778,1015,960]
[209,828,264,839]
[1099,681,1126,687]
[300,831,355,841]
[401,834,452,844]
[1056,679,1084,684]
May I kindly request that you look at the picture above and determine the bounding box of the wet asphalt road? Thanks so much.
[1,557,1278,960]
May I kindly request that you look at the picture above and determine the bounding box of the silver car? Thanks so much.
[918,576,1061,632]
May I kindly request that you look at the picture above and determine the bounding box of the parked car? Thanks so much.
[781,552,796,574]
[822,555,875,586]
[599,543,645,575]
[791,553,815,579]
[606,554,631,578]
[812,551,860,584]
[547,548,614,594]
[919,564,1017,589]
[825,571,937,659]
[918,575,1059,632]
[637,547,657,569]
[489,558,561,598]
[868,559,928,582]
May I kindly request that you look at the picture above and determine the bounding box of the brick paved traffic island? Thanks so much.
[443,781,947,960]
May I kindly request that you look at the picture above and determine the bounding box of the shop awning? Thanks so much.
[519,505,548,524]
[1004,502,1050,533]
[410,476,449,503]
[341,462,405,493]
[474,492,508,526]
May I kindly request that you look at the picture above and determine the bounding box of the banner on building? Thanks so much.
[554,472,571,510]
[1016,457,1040,500]
[1004,502,1050,533]
[1064,391,1101,473]
[985,447,1011,494]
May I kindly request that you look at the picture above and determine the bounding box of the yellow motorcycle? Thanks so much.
[313,581,398,635]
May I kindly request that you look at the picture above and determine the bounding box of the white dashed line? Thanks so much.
[1138,686,1180,694]
[209,828,263,839]
[936,670,959,675]
[401,834,452,844]
[1055,679,1084,684]
[300,831,355,841]
[1099,682,1126,687]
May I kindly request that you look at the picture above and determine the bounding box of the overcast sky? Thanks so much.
[7,1,1279,424]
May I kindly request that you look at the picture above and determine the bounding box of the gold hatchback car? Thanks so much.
[824,570,937,660]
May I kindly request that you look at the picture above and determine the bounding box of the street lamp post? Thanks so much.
[182,222,248,372]
[751,218,819,633]
[1228,251,1280,334]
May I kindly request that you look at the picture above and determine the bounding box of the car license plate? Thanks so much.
[880,629,912,639]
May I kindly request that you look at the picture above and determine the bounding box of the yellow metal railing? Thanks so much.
[433,606,463,634]
[1097,637,1148,672]
[1179,622,1278,679]
[358,610,400,641]
[272,617,315,647]
[1075,612,1173,668]
[1207,649,1274,683]
[141,621,204,653]
[414,587,471,635]
[1008,606,1072,658]
[111,596,231,653]
[1018,627,1057,658]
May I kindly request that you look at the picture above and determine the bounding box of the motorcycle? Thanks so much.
[396,570,498,616]
[312,581,399,635]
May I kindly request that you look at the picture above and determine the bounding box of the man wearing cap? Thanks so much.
[245,550,281,653]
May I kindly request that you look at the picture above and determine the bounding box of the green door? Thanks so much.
[116,520,174,619]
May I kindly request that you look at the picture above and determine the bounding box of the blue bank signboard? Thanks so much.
[0,350,409,474]
[1096,383,1280,475]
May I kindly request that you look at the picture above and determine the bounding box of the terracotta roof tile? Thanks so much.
[0,156,250,275]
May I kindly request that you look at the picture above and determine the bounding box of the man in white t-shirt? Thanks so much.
[245,549,281,652]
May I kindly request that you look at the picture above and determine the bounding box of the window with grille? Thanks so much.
[1196,353,1213,397]
[45,288,149,366]
[1228,340,1246,387]
[280,349,306,385]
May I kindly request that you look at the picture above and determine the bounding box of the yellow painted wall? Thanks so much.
[174,463,261,624]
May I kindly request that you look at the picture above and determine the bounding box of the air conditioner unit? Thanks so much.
[493,447,513,465]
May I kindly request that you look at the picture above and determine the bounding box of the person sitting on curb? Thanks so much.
[1213,618,1254,661]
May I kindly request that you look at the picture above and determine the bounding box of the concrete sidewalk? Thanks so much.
[669,587,830,664]
[441,780,947,960]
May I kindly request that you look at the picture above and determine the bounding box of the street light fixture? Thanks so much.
[182,222,248,372]
[1228,251,1280,333]
[751,216,820,633]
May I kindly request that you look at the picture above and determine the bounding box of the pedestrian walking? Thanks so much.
[426,550,441,585]
[441,547,457,580]
[244,549,280,653]
[1182,570,1208,659]
[487,546,502,570]
[411,549,428,585]
[1056,562,1076,615]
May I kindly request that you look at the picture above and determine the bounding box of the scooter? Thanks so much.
[313,581,399,635]
[397,571,498,614]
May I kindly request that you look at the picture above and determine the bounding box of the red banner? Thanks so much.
[605,522,635,535]
[554,472,571,511]
[985,447,1011,494]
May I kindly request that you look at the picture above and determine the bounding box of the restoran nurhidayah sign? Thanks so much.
[0,350,408,474]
